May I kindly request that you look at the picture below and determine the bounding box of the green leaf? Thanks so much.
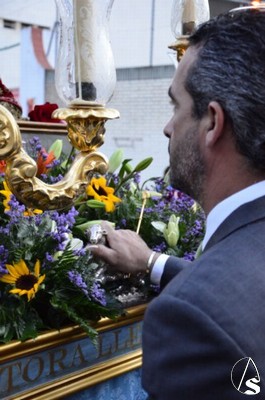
[118,159,133,179]
[74,220,115,235]
[86,200,106,208]
[74,219,104,232]
[151,221,166,233]
[108,149,124,173]
[48,139,63,159]
[133,157,153,173]
[50,297,99,345]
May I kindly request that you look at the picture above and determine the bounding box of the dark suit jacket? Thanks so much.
[142,196,265,399]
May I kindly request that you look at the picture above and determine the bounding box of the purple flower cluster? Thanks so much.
[0,245,8,274]
[45,252,54,263]
[152,242,167,253]
[39,148,48,161]
[48,207,78,251]
[5,195,26,221]
[73,247,86,257]
[115,218,127,229]
[133,172,141,185]
[67,271,107,306]
[68,271,89,296]
[28,136,42,157]
[183,251,196,261]
[136,178,206,258]
[41,173,64,184]
[107,173,119,186]
[91,282,107,306]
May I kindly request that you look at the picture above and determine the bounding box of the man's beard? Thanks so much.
[169,128,205,204]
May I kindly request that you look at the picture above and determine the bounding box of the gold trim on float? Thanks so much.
[7,350,142,400]
[0,304,147,362]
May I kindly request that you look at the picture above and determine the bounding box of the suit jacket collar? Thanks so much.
[203,195,265,252]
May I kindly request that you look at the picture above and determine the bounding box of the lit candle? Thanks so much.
[73,0,97,101]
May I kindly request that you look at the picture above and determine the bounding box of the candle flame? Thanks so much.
[251,1,261,6]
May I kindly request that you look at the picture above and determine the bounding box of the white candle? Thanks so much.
[73,0,97,100]
[182,0,196,23]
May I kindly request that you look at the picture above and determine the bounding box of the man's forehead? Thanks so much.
[170,46,198,96]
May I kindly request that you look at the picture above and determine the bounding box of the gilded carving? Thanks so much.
[0,104,113,210]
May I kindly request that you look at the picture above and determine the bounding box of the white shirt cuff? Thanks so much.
[150,254,170,285]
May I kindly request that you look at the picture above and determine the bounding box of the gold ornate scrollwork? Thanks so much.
[168,36,189,62]
[67,118,106,151]
[53,106,120,152]
[0,104,115,210]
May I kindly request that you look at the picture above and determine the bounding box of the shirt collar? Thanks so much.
[202,181,265,250]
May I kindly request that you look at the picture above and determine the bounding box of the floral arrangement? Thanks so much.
[0,137,205,345]
[73,149,205,261]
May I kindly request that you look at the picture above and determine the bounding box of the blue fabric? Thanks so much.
[66,369,147,400]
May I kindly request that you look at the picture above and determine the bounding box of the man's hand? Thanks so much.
[88,222,159,275]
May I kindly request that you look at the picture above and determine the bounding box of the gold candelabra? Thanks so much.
[170,0,210,61]
[0,104,119,210]
[0,0,119,211]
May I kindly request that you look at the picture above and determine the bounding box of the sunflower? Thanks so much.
[0,180,42,215]
[0,180,12,210]
[0,259,45,301]
[86,176,121,212]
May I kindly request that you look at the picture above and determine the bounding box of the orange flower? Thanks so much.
[37,149,55,175]
[0,160,6,174]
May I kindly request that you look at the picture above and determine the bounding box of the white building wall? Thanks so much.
[20,27,46,116]
[110,0,173,68]
[0,0,250,181]
[103,76,173,180]
[0,0,56,28]
[0,0,248,106]
[46,67,174,181]
[0,22,21,90]
[0,0,56,96]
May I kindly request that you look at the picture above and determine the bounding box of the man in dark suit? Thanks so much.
[91,8,265,399]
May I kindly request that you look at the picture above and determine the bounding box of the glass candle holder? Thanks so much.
[171,0,210,37]
[54,0,116,107]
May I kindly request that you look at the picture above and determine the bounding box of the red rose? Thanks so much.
[28,102,61,123]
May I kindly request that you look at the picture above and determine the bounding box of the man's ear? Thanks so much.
[205,101,225,147]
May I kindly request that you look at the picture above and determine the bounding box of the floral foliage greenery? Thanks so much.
[0,138,122,344]
[73,149,205,261]
[0,137,205,344]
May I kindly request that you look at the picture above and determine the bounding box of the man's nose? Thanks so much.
[163,122,171,139]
